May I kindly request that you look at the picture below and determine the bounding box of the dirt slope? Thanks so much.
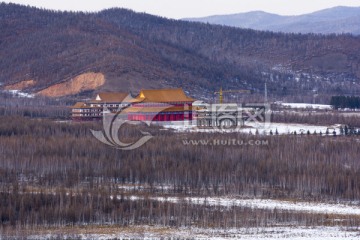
[4,80,36,90]
[37,73,105,97]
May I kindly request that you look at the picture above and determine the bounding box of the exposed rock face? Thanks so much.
[37,73,105,97]
[4,80,36,90]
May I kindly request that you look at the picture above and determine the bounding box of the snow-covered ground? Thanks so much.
[117,183,173,191]
[124,195,360,216]
[276,102,332,110]
[3,90,35,98]
[12,189,360,239]
[25,226,360,240]
[164,121,340,135]
[192,226,360,240]
[244,122,340,135]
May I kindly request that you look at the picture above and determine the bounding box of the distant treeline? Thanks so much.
[330,96,360,109]
[0,92,72,119]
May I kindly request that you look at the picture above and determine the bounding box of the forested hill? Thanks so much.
[1,3,360,98]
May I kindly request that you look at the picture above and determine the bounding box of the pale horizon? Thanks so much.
[2,0,360,19]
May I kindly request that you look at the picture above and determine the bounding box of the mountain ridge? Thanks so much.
[184,6,360,35]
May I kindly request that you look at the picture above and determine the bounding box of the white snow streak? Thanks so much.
[4,90,35,98]
[276,102,332,110]
[27,226,360,240]
[124,195,360,216]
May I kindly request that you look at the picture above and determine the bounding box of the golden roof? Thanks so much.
[132,88,194,103]
[71,102,87,109]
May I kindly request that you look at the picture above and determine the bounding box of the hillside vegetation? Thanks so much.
[1,3,360,99]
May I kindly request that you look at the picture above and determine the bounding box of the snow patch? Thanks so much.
[26,226,360,240]
[124,195,360,216]
[164,121,339,135]
[245,122,340,135]
[277,102,332,110]
[4,90,35,98]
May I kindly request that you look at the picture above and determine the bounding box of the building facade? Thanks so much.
[71,89,194,122]
[71,92,130,121]
[126,88,194,122]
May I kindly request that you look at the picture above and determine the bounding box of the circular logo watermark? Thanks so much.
[91,97,173,150]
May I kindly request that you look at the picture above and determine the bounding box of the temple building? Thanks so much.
[71,88,194,122]
[126,88,194,122]
[71,92,131,121]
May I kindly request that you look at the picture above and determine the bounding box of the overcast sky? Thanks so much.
[3,0,360,19]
